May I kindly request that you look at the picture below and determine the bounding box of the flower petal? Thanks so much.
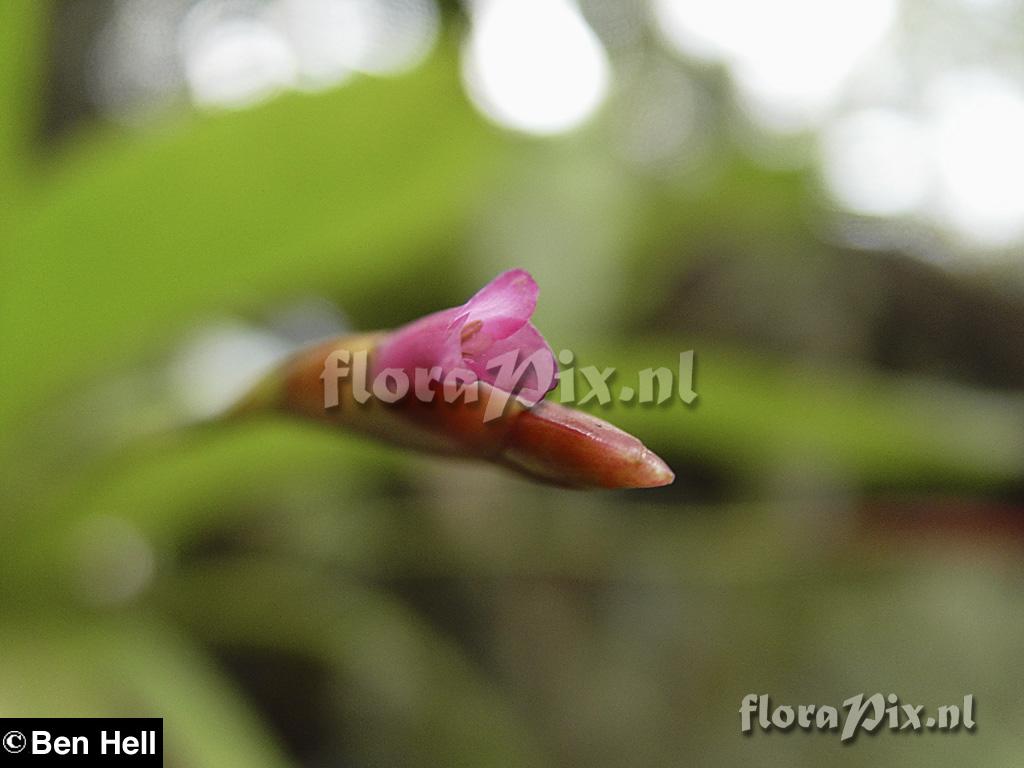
[463,321,557,404]
[374,269,545,379]
[372,307,465,378]
[462,268,538,341]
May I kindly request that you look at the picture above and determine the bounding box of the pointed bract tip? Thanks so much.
[633,447,675,488]
[501,402,675,490]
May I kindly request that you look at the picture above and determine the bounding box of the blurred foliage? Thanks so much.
[0,40,498,429]
[3,2,1024,767]
[0,1,47,212]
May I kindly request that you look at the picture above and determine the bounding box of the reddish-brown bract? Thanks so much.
[232,334,674,490]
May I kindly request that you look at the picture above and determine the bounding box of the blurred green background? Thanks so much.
[4,0,1024,765]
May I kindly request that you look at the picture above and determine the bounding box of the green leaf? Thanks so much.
[0,615,295,768]
[0,421,406,591]
[563,342,1024,488]
[0,48,501,428]
[103,619,296,768]
[161,559,548,768]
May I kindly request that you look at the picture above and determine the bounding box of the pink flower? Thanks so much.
[372,269,557,405]
[231,268,674,488]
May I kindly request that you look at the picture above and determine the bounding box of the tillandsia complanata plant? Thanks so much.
[229,269,674,489]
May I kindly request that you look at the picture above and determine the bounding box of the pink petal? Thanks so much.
[373,269,555,405]
[373,307,464,377]
[462,268,538,341]
[464,321,557,404]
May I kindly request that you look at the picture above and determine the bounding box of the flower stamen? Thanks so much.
[460,319,483,344]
